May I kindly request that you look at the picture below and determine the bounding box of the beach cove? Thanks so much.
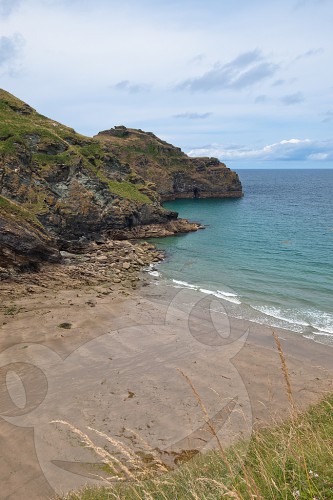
[0,237,332,498]
[155,168,333,345]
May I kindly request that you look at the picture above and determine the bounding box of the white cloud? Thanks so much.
[308,153,329,160]
[0,0,331,157]
[0,34,24,70]
[187,139,333,161]
[280,92,304,105]
[112,80,151,94]
[0,0,21,17]
[176,50,278,92]
[294,48,324,61]
[174,112,212,119]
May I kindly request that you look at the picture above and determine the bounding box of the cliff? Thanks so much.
[0,89,242,268]
[0,196,60,270]
[95,126,243,200]
[0,90,173,247]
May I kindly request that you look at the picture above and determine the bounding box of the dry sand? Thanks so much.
[0,277,332,499]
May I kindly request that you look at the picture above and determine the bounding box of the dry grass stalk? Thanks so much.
[178,369,234,478]
[87,426,143,472]
[124,427,169,472]
[272,331,296,413]
[51,420,135,481]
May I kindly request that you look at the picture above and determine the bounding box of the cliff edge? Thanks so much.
[0,89,242,268]
[95,126,243,200]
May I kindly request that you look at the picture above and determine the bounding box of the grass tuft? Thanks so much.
[58,322,73,329]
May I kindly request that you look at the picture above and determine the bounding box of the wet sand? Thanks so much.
[0,279,332,499]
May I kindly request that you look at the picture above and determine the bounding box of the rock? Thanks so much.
[60,251,80,259]
[122,262,131,270]
[96,255,108,262]
[0,201,60,270]
[85,299,96,307]
[95,126,243,201]
[0,89,242,274]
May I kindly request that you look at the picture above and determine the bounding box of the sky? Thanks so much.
[0,0,332,167]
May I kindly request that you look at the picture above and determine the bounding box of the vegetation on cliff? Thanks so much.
[0,89,242,267]
[0,195,60,269]
[95,126,242,200]
[0,90,165,241]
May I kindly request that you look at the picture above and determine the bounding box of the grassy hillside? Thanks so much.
[0,90,153,207]
[95,126,242,200]
[0,89,241,247]
[0,194,42,228]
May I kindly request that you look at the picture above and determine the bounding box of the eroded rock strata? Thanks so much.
[0,89,242,270]
[95,126,243,201]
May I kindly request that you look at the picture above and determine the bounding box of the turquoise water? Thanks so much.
[149,169,333,345]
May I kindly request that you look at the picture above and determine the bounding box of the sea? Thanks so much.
[147,167,333,346]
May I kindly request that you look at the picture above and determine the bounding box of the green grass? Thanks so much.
[106,180,152,204]
[0,195,44,228]
[4,304,20,316]
[0,89,155,205]
[58,322,73,329]
[57,394,333,499]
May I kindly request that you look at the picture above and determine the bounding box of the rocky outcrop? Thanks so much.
[106,218,204,240]
[0,238,165,297]
[0,90,175,249]
[95,126,243,200]
[0,197,60,270]
[0,89,243,269]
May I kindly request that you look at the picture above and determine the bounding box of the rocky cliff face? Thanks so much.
[95,126,243,200]
[0,89,242,268]
[0,90,177,249]
[0,196,60,270]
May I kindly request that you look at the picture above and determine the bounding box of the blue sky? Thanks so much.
[0,0,332,166]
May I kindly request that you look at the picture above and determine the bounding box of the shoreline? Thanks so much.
[144,269,333,347]
[0,247,333,498]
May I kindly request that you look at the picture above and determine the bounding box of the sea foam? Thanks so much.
[172,280,241,304]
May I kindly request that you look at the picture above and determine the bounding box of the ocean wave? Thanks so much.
[171,280,242,304]
[144,263,161,278]
[250,305,310,327]
[313,330,333,337]
[306,311,333,335]
[173,279,198,289]
[217,290,239,297]
[312,325,333,335]
[250,304,333,339]
[199,288,241,304]
[148,270,160,277]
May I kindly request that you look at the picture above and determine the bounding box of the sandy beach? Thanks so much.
[0,269,332,499]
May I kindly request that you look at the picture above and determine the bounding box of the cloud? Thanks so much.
[112,80,151,94]
[176,49,278,92]
[295,48,324,61]
[174,112,212,119]
[255,94,269,103]
[272,79,285,87]
[189,53,205,65]
[0,0,21,17]
[321,110,333,123]
[0,34,24,68]
[294,0,328,9]
[280,92,304,105]
[187,138,333,161]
